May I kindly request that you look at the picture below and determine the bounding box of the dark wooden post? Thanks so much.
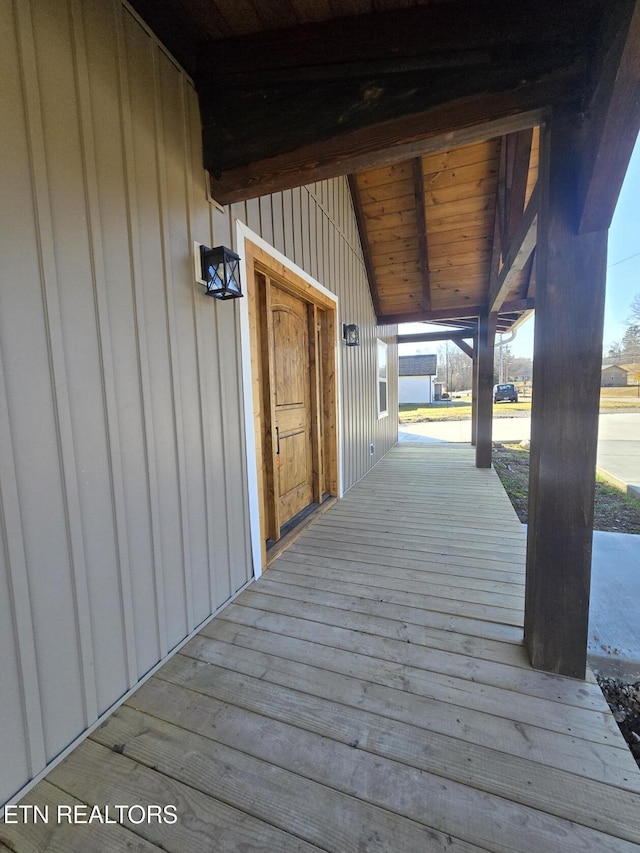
[475,313,496,467]
[470,337,478,446]
[524,112,608,678]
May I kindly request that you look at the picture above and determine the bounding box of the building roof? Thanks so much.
[602,363,640,373]
[399,354,437,376]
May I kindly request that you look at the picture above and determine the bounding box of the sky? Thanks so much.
[400,134,640,359]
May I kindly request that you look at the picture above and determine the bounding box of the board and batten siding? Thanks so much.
[233,182,398,492]
[0,0,397,809]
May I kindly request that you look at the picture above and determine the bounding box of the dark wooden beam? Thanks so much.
[397,329,474,344]
[475,311,497,468]
[412,158,431,309]
[578,1,640,234]
[347,175,382,316]
[525,111,608,679]
[506,129,535,245]
[495,137,508,257]
[452,338,475,359]
[378,298,534,326]
[489,184,538,313]
[208,101,553,204]
[199,2,597,77]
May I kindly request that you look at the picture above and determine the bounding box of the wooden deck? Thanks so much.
[2,444,640,852]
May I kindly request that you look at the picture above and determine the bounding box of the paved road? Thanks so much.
[399,411,640,495]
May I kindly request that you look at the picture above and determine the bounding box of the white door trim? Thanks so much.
[235,221,343,579]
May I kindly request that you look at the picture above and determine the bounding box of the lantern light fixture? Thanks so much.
[198,244,243,300]
[343,323,360,346]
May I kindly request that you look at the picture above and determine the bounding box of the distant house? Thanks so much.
[602,365,627,386]
[399,354,437,404]
[601,363,640,386]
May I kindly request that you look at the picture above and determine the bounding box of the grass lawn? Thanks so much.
[399,398,640,423]
[493,443,640,534]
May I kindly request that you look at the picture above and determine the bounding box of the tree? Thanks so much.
[607,340,623,363]
[628,293,640,326]
[437,341,473,391]
[621,324,640,361]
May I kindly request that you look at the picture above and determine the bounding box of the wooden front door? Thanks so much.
[268,282,314,527]
[245,238,339,566]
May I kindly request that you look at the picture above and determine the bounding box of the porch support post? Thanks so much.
[524,112,608,678]
[471,336,478,446]
[475,312,496,467]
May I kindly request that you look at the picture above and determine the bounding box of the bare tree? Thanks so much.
[628,293,640,326]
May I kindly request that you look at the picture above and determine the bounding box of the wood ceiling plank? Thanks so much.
[347,174,383,315]
[426,177,499,207]
[358,179,415,204]
[213,0,264,34]
[426,209,495,235]
[371,237,418,263]
[289,0,334,23]
[374,259,421,276]
[423,158,500,189]
[428,236,493,258]
[360,193,418,219]
[367,223,420,243]
[424,193,497,221]
[421,139,502,174]
[360,209,418,229]
[370,250,420,270]
[355,162,414,189]
[429,249,492,270]
[412,156,432,309]
[428,227,493,249]
[376,273,424,289]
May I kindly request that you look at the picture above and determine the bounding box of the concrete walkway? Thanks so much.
[399,411,640,497]
[589,531,640,680]
[399,415,640,681]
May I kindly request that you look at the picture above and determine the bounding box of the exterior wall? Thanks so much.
[0,0,397,808]
[601,367,627,386]
[399,376,434,404]
[236,182,398,490]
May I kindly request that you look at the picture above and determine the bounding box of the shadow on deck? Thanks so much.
[2,445,640,851]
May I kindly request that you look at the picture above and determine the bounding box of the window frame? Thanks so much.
[377,338,388,419]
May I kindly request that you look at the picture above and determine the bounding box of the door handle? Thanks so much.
[275,426,280,455]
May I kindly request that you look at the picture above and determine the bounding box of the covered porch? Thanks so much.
[3,445,639,852]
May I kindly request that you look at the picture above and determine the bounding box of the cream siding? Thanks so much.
[0,0,397,808]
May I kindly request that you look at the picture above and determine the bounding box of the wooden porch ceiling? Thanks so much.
[128,0,640,329]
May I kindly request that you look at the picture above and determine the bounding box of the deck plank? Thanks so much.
[88,710,483,853]
[177,637,638,786]
[202,620,623,746]
[141,665,640,833]
[3,444,639,851]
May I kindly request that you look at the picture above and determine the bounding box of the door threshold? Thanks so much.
[266,496,337,566]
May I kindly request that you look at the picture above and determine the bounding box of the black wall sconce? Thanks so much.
[343,323,360,346]
[199,244,243,300]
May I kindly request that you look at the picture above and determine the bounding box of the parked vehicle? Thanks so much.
[493,383,519,403]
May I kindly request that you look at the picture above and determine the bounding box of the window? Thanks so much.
[377,339,388,418]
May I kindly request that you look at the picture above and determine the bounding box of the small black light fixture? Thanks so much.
[199,244,243,300]
[342,323,360,346]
